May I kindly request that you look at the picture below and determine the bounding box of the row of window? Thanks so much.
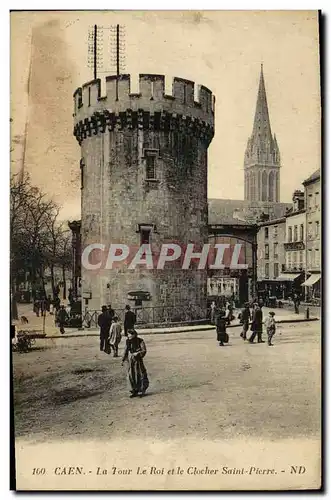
[80,150,158,190]
[307,221,320,240]
[264,226,278,239]
[264,243,278,260]
[264,262,279,279]
[286,251,305,267]
[264,219,320,243]
[285,249,320,268]
[307,192,320,210]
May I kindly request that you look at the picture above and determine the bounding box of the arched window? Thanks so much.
[250,172,254,200]
[276,172,280,202]
[258,170,262,201]
[268,171,275,201]
[262,170,268,201]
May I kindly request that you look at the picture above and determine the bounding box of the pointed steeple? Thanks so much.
[251,64,273,145]
[244,65,281,203]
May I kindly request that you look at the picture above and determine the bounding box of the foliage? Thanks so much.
[10,172,72,297]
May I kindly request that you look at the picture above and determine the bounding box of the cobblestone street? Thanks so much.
[13,320,320,443]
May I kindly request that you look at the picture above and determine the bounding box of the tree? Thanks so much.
[10,173,64,300]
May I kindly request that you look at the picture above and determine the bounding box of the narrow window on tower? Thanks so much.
[88,87,91,107]
[141,228,151,245]
[80,158,85,190]
[144,149,159,181]
[146,156,156,180]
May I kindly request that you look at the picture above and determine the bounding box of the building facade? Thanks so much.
[73,74,214,318]
[282,190,306,294]
[257,216,286,285]
[244,65,281,203]
[302,169,321,299]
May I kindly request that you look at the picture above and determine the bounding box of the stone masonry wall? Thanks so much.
[74,74,214,318]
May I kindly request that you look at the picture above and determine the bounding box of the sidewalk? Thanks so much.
[42,312,319,339]
[15,303,319,339]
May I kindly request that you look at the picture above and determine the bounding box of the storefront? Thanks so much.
[301,273,321,300]
[258,272,304,299]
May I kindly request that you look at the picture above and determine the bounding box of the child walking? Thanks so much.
[265,311,276,346]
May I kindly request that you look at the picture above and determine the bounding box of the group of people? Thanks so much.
[97,304,149,398]
[33,295,61,317]
[210,300,235,326]
[212,301,277,347]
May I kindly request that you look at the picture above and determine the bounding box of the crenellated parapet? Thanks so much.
[73,74,215,145]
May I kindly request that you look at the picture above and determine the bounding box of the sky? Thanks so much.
[10,10,321,220]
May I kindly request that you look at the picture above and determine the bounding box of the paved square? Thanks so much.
[13,321,320,443]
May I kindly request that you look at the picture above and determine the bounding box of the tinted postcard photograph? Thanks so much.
[10,10,321,491]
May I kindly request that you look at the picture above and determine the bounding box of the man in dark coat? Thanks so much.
[124,305,136,337]
[57,305,68,335]
[98,305,112,352]
[293,293,300,314]
[248,305,264,343]
[216,310,228,347]
[240,302,251,340]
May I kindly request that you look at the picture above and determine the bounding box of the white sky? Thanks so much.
[10,10,321,220]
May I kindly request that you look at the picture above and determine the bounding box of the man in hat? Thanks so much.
[121,329,149,398]
[265,311,276,346]
[98,305,112,352]
[240,302,251,340]
[124,304,136,337]
[248,304,264,344]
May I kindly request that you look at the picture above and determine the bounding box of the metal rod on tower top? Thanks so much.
[116,24,120,77]
[94,24,97,80]
[116,24,120,100]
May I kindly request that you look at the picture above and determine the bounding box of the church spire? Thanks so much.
[251,63,273,144]
[244,65,281,203]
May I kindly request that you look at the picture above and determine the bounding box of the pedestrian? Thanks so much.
[124,304,136,336]
[57,305,68,335]
[109,316,122,357]
[210,301,216,324]
[54,295,61,312]
[240,302,251,340]
[33,299,40,317]
[216,310,228,347]
[121,329,149,398]
[225,301,233,326]
[293,293,300,314]
[265,311,276,346]
[98,305,112,353]
[248,304,264,344]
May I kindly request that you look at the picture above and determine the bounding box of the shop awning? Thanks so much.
[301,274,321,287]
[276,273,302,282]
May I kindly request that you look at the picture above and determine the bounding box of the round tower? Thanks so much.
[73,74,215,320]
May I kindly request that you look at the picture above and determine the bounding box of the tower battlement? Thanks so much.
[73,74,215,132]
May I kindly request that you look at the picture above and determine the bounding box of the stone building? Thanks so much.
[73,74,214,318]
[301,169,321,299]
[257,215,286,296]
[282,190,306,295]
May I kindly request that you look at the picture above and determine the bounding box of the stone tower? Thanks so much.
[73,74,215,319]
[244,65,281,203]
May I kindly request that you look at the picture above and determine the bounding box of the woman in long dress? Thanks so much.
[108,316,122,357]
[121,329,149,398]
[216,310,228,346]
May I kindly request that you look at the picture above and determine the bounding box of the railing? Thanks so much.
[82,304,207,328]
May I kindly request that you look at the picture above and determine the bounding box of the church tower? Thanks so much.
[244,65,281,202]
